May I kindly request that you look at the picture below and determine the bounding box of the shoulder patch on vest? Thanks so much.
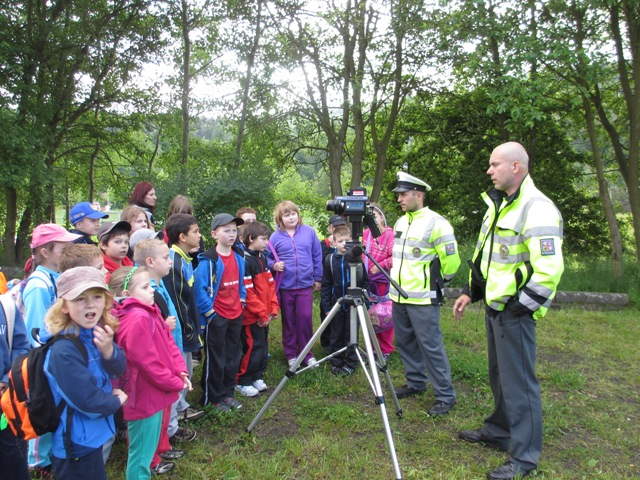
[445,243,456,256]
[540,238,556,256]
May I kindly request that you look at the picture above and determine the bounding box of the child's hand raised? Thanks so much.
[94,324,115,360]
[166,315,177,331]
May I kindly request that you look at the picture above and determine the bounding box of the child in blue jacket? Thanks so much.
[0,297,31,480]
[194,214,246,411]
[43,267,127,480]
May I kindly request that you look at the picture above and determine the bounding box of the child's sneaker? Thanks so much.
[224,397,242,410]
[171,427,197,443]
[151,460,175,474]
[341,366,355,376]
[287,358,296,368]
[211,402,231,413]
[236,384,259,397]
[179,407,205,422]
[160,447,185,460]
[331,365,344,376]
[306,356,319,368]
[252,379,268,391]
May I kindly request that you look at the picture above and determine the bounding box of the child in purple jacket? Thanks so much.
[268,201,323,368]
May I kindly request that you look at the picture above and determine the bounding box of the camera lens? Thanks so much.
[326,199,345,214]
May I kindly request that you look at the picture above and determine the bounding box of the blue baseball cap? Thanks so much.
[70,202,109,224]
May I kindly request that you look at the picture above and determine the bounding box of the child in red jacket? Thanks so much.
[109,267,190,478]
[236,222,279,396]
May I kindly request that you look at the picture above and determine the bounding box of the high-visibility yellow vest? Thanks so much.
[390,207,460,305]
[470,175,564,320]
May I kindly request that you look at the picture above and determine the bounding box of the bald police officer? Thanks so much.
[389,172,460,416]
[453,142,564,480]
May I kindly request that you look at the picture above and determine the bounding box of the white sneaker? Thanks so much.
[235,384,259,397]
[288,358,297,368]
[252,379,268,392]
[306,357,319,368]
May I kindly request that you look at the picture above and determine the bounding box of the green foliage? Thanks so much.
[273,168,329,231]
[559,253,640,304]
[153,137,277,238]
[382,89,609,255]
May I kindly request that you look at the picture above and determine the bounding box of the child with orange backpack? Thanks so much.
[0,295,31,480]
[42,267,127,479]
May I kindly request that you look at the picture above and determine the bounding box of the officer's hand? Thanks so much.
[453,294,471,321]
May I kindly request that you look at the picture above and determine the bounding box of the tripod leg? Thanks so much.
[360,306,403,417]
[356,305,403,480]
[247,301,342,432]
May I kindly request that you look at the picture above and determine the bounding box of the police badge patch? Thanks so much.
[445,243,456,256]
[540,238,556,256]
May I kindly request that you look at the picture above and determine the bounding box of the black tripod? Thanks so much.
[247,243,407,480]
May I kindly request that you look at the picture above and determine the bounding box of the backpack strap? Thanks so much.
[0,295,16,352]
[50,335,88,459]
[153,290,170,319]
[26,270,57,299]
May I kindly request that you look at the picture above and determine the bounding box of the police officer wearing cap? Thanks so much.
[389,171,460,416]
[453,142,564,480]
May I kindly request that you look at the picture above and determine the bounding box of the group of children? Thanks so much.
[0,200,282,479]
[1,195,395,480]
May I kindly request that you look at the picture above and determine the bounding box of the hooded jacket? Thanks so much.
[112,297,186,421]
[268,225,323,290]
[242,248,279,325]
[194,246,246,326]
[44,327,126,459]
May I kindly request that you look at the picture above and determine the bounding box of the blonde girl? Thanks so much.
[43,267,127,480]
[110,267,189,478]
[120,205,150,234]
[268,201,323,367]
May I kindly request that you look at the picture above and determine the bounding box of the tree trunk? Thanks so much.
[369,0,405,201]
[328,142,344,197]
[180,0,191,175]
[235,0,263,171]
[16,205,33,263]
[3,187,18,265]
[583,96,623,278]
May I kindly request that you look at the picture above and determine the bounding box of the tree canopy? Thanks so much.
[1,0,638,268]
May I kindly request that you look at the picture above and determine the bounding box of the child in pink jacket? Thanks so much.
[362,204,395,357]
[110,266,190,479]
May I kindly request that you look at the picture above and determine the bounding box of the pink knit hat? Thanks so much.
[30,223,81,249]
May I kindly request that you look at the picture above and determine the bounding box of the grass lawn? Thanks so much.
[106,301,640,479]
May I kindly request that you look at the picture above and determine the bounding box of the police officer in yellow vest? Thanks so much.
[453,142,564,480]
[390,172,460,416]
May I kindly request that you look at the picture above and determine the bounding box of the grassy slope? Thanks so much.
[106,302,640,479]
